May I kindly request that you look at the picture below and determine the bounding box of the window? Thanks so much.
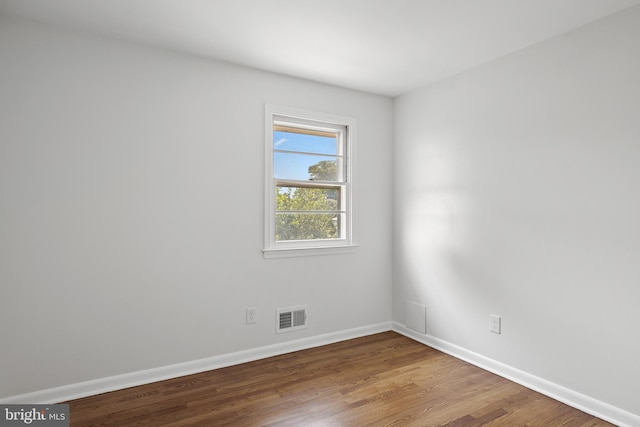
[264,105,357,258]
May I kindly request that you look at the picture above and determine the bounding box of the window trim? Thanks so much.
[263,104,358,258]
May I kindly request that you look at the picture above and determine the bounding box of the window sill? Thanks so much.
[263,245,359,259]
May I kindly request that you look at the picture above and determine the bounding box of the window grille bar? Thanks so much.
[274,148,343,157]
[276,210,346,214]
[276,179,346,187]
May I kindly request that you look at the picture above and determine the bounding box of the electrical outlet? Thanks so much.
[490,314,501,334]
[246,307,257,324]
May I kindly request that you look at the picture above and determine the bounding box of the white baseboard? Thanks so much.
[0,322,392,405]
[6,321,636,427]
[392,321,640,427]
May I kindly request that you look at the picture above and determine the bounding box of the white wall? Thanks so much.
[0,17,393,399]
[394,5,640,417]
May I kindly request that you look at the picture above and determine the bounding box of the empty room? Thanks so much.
[1,1,639,426]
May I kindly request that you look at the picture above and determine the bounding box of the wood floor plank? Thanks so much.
[65,332,615,426]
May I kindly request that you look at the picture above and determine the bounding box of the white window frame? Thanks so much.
[263,104,357,258]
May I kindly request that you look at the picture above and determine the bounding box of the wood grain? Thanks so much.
[66,332,614,426]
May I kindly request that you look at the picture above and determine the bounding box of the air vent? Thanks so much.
[276,305,308,333]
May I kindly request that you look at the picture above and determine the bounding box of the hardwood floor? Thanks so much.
[66,332,614,426]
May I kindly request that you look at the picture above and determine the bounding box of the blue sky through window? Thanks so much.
[274,130,337,180]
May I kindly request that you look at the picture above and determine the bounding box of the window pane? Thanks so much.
[274,130,337,155]
[276,187,340,211]
[274,153,338,181]
[275,213,339,241]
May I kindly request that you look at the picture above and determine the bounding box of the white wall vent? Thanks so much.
[405,300,427,334]
[276,305,308,333]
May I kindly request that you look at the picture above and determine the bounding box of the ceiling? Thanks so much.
[1,0,638,97]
